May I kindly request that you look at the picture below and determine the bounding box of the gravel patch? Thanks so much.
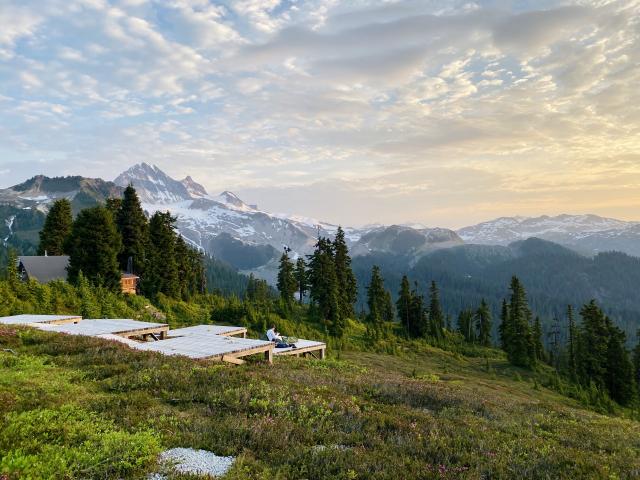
[152,448,235,478]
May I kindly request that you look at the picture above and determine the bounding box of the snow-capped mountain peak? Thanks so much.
[181,176,208,198]
[114,163,191,204]
[216,191,254,211]
[457,214,638,251]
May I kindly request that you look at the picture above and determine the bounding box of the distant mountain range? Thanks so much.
[2,163,640,277]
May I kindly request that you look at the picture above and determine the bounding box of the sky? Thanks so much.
[0,0,639,228]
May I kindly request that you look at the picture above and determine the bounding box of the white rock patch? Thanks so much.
[154,448,235,478]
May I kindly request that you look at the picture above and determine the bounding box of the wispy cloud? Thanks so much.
[0,0,639,227]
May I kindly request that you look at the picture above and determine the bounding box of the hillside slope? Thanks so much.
[0,324,638,479]
[353,238,640,343]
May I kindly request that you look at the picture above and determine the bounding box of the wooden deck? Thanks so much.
[0,314,82,326]
[34,319,169,339]
[168,324,247,338]
[125,334,274,364]
[274,339,326,359]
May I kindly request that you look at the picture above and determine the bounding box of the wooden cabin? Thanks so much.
[120,273,139,295]
[17,255,139,295]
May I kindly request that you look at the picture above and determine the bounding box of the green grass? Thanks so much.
[1,325,639,479]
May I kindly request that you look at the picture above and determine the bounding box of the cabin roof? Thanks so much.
[18,256,69,283]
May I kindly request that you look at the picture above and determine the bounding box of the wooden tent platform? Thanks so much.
[34,318,169,339]
[274,339,326,359]
[0,314,81,326]
[168,324,247,338]
[119,334,274,364]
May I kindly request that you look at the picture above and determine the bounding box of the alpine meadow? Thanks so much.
[2,1,640,479]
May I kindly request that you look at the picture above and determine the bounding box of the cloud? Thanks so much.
[1,0,639,227]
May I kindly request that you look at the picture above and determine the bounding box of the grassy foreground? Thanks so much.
[1,325,639,479]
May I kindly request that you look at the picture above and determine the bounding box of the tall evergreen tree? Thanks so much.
[38,198,72,256]
[475,299,492,346]
[143,211,179,298]
[366,265,393,336]
[567,305,578,380]
[66,206,122,291]
[333,226,357,320]
[632,330,640,394]
[577,300,610,388]
[428,281,444,339]
[505,277,535,368]
[499,299,510,350]
[308,237,342,336]
[397,275,414,336]
[276,250,296,307]
[457,309,475,342]
[115,185,148,275]
[174,235,205,299]
[410,281,429,338]
[294,257,308,304]
[604,317,635,406]
[532,316,546,362]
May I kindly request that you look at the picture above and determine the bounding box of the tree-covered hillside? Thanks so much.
[353,238,640,344]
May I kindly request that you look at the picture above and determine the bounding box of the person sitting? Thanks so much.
[266,324,296,348]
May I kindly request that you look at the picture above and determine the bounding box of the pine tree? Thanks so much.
[505,277,535,368]
[308,237,342,336]
[604,317,635,406]
[246,273,271,303]
[577,300,610,388]
[499,299,510,350]
[115,185,148,276]
[38,198,72,256]
[6,249,19,287]
[143,211,179,298]
[333,226,357,320]
[410,281,428,338]
[632,330,640,394]
[276,250,296,308]
[532,316,546,363]
[294,257,308,304]
[66,206,122,291]
[396,275,413,336]
[428,281,444,339]
[175,235,205,299]
[567,305,578,381]
[457,309,475,342]
[475,298,492,346]
[366,265,387,332]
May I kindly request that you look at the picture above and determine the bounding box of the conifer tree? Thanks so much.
[396,275,413,336]
[577,300,610,388]
[505,277,535,368]
[632,330,640,394]
[38,198,72,256]
[410,281,428,338]
[66,206,122,291]
[567,305,578,380]
[143,211,179,298]
[294,257,308,304]
[6,249,19,287]
[499,299,510,350]
[333,226,357,320]
[308,237,342,336]
[115,185,148,275]
[532,316,546,362]
[246,273,271,303]
[475,298,492,346]
[366,265,388,331]
[276,250,296,307]
[457,309,475,342]
[175,235,205,299]
[428,280,444,339]
[604,317,635,406]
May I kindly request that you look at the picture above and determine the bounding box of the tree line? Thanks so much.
[276,235,640,408]
[37,185,204,299]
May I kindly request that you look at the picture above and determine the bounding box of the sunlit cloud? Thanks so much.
[0,0,639,227]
